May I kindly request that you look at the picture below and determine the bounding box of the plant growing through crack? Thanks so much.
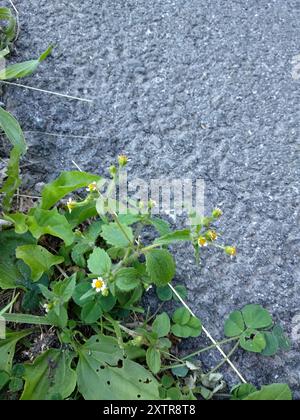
[0,6,293,400]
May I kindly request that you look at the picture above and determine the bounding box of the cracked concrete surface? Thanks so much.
[1,0,300,396]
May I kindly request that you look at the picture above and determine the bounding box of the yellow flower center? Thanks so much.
[95,279,104,289]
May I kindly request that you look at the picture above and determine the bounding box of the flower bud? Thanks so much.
[109,165,117,177]
[205,230,218,241]
[225,246,237,257]
[118,154,128,167]
[212,208,223,219]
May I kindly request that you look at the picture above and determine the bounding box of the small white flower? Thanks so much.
[92,277,107,294]
[86,182,98,192]
[43,303,51,313]
[67,197,76,213]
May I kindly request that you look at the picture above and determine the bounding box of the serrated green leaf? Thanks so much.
[0,371,10,391]
[87,248,112,276]
[149,218,171,236]
[152,312,170,338]
[145,249,175,286]
[146,347,161,375]
[156,285,173,301]
[154,229,191,246]
[115,268,140,292]
[101,223,134,247]
[172,307,190,326]
[16,245,64,282]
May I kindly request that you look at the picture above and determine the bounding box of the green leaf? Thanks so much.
[115,268,140,292]
[154,229,191,246]
[173,285,188,301]
[9,377,24,392]
[149,218,171,236]
[3,313,52,326]
[0,47,52,80]
[73,282,93,307]
[87,248,112,276]
[0,330,31,373]
[27,208,75,246]
[171,365,189,378]
[272,325,291,351]
[146,348,161,375]
[101,222,134,247]
[243,384,292,401]
[52,274,76,303]
[0,371,10,391]
[231,383,257,400]
[172,307,190,325]
[16,245,64,282]
[171,308,202,338]
[261,332,279,357]
[239,329,266,353]
[152,312,171,338]
[242,304,273,330]
[21,349,76,400]
[146,249,175,286]
[0,107,26,154]
[0,230,35,289]
[156,285,173,301]
[0,107,27,210]
[167,387,182,400]
[77,335,160,400]
[161,374,174,389]
[81,300,103,324]
[46,305,68,329]
[40,171,101,210]
[0,7,16,47]
[224,311,245,337]
[4,213,28,234]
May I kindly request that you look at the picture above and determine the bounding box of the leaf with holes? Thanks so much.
[21,349,76,400]
[0,330,31,373]
[239,329,266,353]
[76,335,160,400]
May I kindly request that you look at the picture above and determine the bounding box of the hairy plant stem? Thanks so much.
[209,341,240,374]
